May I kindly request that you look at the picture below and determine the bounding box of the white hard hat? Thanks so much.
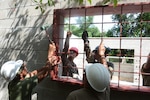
[85,63,110,92]
[0,60,23,82]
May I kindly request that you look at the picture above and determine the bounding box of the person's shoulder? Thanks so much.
[142,63,146,69]
[69,88,85,95]
[24,75,38,83]
[141,63,147,72]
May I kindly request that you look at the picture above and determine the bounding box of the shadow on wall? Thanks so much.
[0,1,54,67]
[0,1,53,100]
[0,76,9,100]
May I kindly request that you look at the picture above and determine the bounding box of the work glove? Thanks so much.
[82,31,89,43]
[82,31,90,51]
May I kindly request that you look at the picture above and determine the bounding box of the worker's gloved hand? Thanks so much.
[82,31,89,51]
[82,31,89,43]
[105,46,111,55]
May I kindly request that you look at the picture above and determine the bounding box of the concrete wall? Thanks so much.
[0,0,150,100]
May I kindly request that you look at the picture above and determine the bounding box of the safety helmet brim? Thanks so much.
[85,63,110,92]
[69,47,79,56]
[0,60,23,82]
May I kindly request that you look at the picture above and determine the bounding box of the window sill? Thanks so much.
[52,77,150,93]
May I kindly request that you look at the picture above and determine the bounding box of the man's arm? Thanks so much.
[25,64,50,82]
[61,31,72,67]
[48,42,61,79]
[48,42,56,62]
[82,31,93,62]
[63,31,72,53]
[48,42,61,66]
[98,40,108,68]
[84,41,92,59]
[26,43,60,82]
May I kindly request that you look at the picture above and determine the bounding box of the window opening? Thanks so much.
[53,3,150,92]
